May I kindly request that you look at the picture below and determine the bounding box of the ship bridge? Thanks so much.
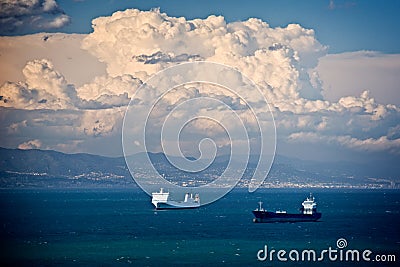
[301,193,317,215]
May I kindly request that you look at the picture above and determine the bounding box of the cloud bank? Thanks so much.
[0,8,399,158]
[0,0,71,34]
[317,51,400,106]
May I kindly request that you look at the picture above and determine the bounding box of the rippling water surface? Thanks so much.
[1,188,399,266]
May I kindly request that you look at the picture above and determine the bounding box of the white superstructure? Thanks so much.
[151,188,169,207]
[301,193,317,215]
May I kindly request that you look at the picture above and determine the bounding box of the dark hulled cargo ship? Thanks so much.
[252,193,321,223]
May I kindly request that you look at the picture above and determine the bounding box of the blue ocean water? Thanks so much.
[0,188,399,266]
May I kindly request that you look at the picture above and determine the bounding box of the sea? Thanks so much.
[0,188,399,266]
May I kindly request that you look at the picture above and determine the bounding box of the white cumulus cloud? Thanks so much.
[288,132,400,154]
[1,8,399,157]
[0,59,79,109]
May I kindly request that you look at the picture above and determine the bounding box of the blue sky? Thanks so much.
[54,0,400,54]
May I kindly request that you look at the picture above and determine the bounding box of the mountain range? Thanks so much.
[0,147,398,189]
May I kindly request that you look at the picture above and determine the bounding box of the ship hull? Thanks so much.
[252,210,321,223]
[154,201,200,210]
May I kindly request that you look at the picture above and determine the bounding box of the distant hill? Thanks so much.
[0,148,131,188]
[0,147,398,189]
[0,147,126,176]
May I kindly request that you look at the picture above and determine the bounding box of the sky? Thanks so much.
[0,0,399,167]
[3,0,400,54]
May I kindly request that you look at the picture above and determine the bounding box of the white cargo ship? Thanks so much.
[151,188,200,209]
